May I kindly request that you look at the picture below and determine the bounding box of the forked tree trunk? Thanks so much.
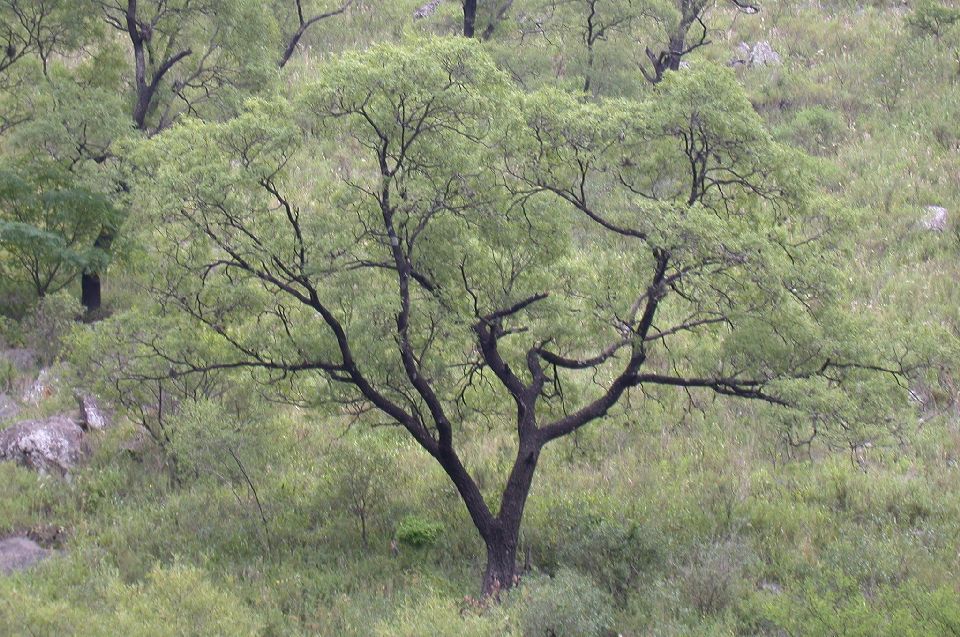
[474,439,540,596]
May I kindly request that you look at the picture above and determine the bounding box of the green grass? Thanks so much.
[2,0,960,635]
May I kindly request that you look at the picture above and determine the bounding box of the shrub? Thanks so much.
[110,563,263,636]
[679,537,756,617]
[374,591,516,637]
[517,568,614,637]
[907,0,960,38]
[0,356,16,392]
[526,491,664,599]
[396,515,444,549]
[27,291,83,366]
[778,107,848,156]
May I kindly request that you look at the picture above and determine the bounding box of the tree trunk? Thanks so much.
[463,0,478,37]
[666,33,686,72]
[81,229,113,318]
[482,523,521,596]
[479,439,539,596]
[80,271,101,315]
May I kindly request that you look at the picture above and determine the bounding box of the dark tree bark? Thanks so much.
[80,272,101,315]
[80,228,112,316]
[463,0,478,37]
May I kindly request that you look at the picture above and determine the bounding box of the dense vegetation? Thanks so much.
[1,0,958,635]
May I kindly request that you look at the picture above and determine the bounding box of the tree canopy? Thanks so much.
[117,38,907,593]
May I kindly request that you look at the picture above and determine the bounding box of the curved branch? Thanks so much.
[279,0,353,68]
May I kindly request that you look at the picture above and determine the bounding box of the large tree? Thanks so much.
[127,39,904,595]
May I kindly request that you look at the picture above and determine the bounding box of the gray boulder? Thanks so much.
[0,416,86,476]
[0,394,18,423]
[923,205,948,232]
[22,368,55,405]
[413,0,442,19]
[0,349,38,374]
[0,537,50,575]
[77,393,110,431]
[731,41,782,68]
[751,41,782,66]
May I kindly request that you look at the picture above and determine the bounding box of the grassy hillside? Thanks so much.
[1,0,959,635]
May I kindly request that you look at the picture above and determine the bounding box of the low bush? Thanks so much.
[516,568,614,637]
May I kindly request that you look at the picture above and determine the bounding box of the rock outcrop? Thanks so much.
[413,0,442,19]
[0,416,86,476]
[0,537,50,575]
[731,41,782,68]
[22,368,56,405]
[923,205,948,232]
[77,393,110,431]
[1,349,38,374]
[0,394,18,423]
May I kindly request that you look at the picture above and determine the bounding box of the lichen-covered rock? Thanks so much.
[21,368,56,405]
[77,393,110,431]
[923,205,948,232]
[0,537,50,575]
[0,416,86,476]
[1,349,38,374]
[413,0,442,19]
[0,393,18,423]
[750,41,781,66]
[731,41,782,68]
[732,42,752,65]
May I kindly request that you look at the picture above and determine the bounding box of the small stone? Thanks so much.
[0,537,50,575]
[922,205,948,232]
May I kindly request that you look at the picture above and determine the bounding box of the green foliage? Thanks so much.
[527,491,664,599]
[396,515,445,548]
[0,560,263,637]
[907,0,960,38]
[25,290,83,365]
[517,568,615,637]
[0,163,118,298]
[109,563,264,636]
[0,1,959,635]
[777,106,848,156]
[373,591,516,637]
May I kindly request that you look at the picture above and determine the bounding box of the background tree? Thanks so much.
[127,39,907,595]
[0,9,126,312]
[73,0,279,315]
[639,0,758,83]
[462,0,516,38]
[489,0,754,95]
[0,161,118,299]
[276,0,354,68]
